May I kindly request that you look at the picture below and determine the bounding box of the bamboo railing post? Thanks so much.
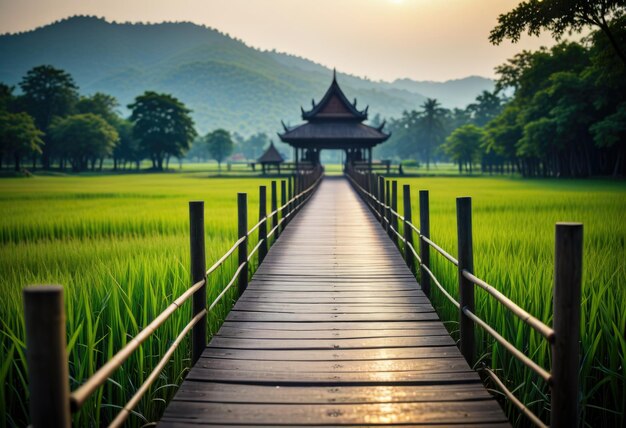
[403,185,414,272]
[271,181,278,239]
[378,176,385,226]
[551,223,583,428]
[456,197,474,365]
[237,193,248,295]
[385,180,391,237]
[258,186,268,263]
[419,190,431,297]
[189,201,207,364]
[23,285,71,428]
[280,180,287,233]
[391,180,398,246]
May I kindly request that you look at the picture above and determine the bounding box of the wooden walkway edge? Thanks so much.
[159,177,509,426]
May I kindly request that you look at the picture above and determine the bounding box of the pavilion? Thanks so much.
[257,142,285,174]
[278,70,390,169]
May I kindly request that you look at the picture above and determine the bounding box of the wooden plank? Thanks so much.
[225,312,440,323]
[207,335,455,350]
[200,346,463,362]
[231,302,436,313]
[192,357,474,374]
[185,368,482,384]
[160,401,508,425]
[215,327,449,340]
[217,321,446,332]
[169,381,496,404]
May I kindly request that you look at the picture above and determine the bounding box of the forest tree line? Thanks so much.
[0,65,263,172]
[380,5,625,177]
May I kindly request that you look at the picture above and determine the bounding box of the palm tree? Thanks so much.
[418,98,446,169]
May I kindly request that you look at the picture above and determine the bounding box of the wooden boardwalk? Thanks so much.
[160,177,509,427]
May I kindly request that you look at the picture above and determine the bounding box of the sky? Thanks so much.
[0,0,559,82]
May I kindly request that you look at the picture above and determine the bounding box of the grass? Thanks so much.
[389,176,626,427]
[0,172,278,427]
[0,169,624,427]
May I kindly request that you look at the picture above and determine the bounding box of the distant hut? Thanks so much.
[257,142,285,174]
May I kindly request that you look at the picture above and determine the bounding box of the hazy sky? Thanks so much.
[0,0,559,82]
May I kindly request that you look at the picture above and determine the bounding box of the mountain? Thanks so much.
[0,16,494,136]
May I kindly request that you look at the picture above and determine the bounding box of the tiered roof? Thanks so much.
[279,71,389,148]
[257,142,284,164]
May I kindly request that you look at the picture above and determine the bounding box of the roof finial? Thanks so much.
[333,68,337,82]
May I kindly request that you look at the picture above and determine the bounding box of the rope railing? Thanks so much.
[208,262,247,312]
[422,236,459,266]
[69,277,206,411]
[206,236,245,276]
[22,165,324,427]
[345,165,583,428]
[108,308,207,428]
[482,366,548,428]
[462,269,555,341]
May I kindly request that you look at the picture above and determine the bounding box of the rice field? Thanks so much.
[393,176,626,427]
[0,171,624,427]
[0,172,276,427]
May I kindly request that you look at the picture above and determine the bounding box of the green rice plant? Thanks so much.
[394,176,626,427]
[0,173,276,427]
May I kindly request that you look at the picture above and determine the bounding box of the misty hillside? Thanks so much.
[0,16,494,135]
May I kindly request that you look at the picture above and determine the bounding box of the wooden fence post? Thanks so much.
[281,180,287,233]
[385,180,391,238]
[23,285,71,428]
[419,190,431,297]
[271,181,278,239]
[403,185,414,273]
[551,223,583,428]
[237,193,248,295]
[189,201,207,364]
[287,176,293,223]
[391,180,398,246]
[258,186,268,263]
[456,196,474,365]
[378,176,385,226]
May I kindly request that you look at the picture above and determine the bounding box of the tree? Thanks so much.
[590,103,626,176]
[466,91,505,127]
[442,124,485,174]
[76,93,119,125]
[242,132,269,160]
[483,104,523,173]
[0,83,14,112]
[18,65,79,168]
[128,91,196,170]
[489,0,626,66]
[417,98,447,169]
[112,119,141,170]
[49,114,118,172]
[0,111,44,171]
[205,129,234,172]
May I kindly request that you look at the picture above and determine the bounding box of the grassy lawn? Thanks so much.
[0,171,624,426]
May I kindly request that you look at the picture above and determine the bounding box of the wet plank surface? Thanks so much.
[160,177,508,426]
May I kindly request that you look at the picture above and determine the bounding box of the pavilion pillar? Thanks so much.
[295,148,299,172]
[368,148,372,169]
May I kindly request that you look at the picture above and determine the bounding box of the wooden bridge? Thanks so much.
[22,167,583,428]
[158,177,508,426]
